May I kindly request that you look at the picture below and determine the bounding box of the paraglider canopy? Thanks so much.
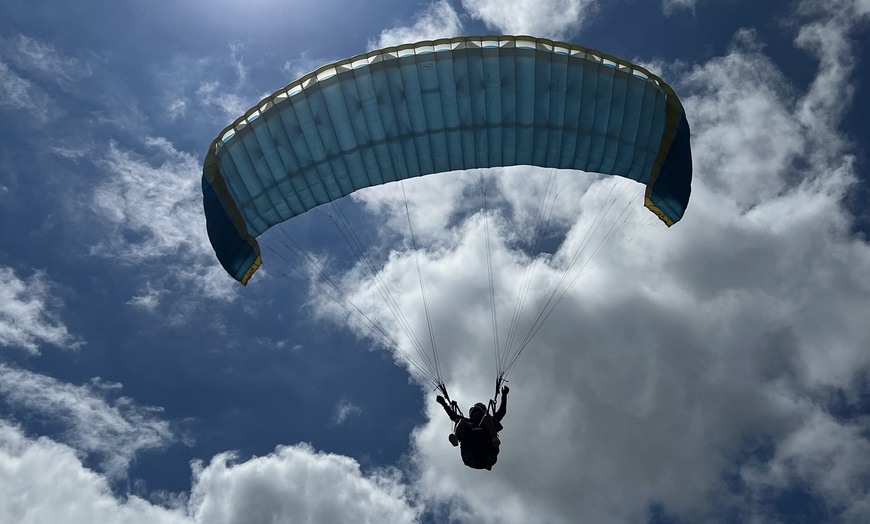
[202,35,692,285]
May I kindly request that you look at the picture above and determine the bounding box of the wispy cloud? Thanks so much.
[90,137,236,303]
[154,45,264,131]
[368,0,463,50]
[330,397,363,426]
[228,41,247,88]
[49,142,93,161]
[662,0,697,15]
[0,33,92,85]
[460,0,598,40]
[92,138,203,260]
[196,81,251,121]
[251,336,295,351]
[166,98,187,121]
[126,283,164,312]
[0,365,177,480]
[282,50,329,82]
[0,267,82,354]
[0,33,90,123]
[0,61,57,122]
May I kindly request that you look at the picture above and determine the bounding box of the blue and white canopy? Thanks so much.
[202,36,692,284]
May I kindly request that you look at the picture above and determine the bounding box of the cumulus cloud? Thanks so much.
[5,0,868,522]
[308,0,870,522]
[369,0,463,50]
[0,267,82,354]
[0,365,176,480]
[350,173,474,246]
[90,137,235,302]
[460,0,598,40]
[0,421,190,524]
[189,445,419,524]
[0,423,420,524]
[740,404,870,522]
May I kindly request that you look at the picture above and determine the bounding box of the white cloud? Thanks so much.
[0,267,82,354]
[330,397,363,426]
[0,365,176,480]
[167,98,187,121]
[0,61,56,122]
[0,421,190,524]
[90,137,236,302]
[0,33,92,84]
[92,138,203,261]
[0,34,89,123]
[350,172,474,246]
[282,50,330,82]
[49,142,93,161]
[740,403,870,521]
[662,0,697,15]
[196,81,251,122]
[189,445,419,524]
[155,47,267,131]
[228,41,247,88]
[368,0,463,50]
[460,0,598,40]
[0,423,420,524]
[5,0,866,522]
[127,283,164,312]
[308,1,870,522]
[253,336,293,351]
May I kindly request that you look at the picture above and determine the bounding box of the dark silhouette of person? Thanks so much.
[437,386,509,470]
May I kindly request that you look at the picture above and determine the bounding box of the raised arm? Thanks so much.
[437,395,462,422]
[493,386,508,422]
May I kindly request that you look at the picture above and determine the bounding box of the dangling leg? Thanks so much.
[479,414,500,447]
[451,419,470,447]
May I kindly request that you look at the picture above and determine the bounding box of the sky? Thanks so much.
[1,0,870,523]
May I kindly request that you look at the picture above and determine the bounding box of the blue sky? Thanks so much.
[1,1,870,523]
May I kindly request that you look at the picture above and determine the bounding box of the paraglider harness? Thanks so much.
[437,375,505,428]
[437,376,507,470]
